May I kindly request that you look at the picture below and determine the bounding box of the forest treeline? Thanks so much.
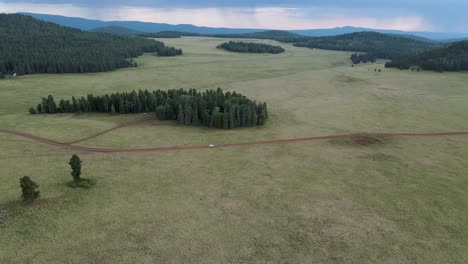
[0,14,182,75]
[143,30,308,43]
[31,88,268,129]
[217,41,285,54]
[385,41,468,72]
[212,31,309,43]
[293,32,436,63]
[139,31,201,38]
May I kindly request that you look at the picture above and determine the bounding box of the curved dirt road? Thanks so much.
[1,129,468,153]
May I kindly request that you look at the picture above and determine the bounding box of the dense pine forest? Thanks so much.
[0,14,183,75]
[385,41,468,71]
[293,32,437,63]
[217,41,285,54]
[31,88,268,129]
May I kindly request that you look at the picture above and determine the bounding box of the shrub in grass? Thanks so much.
[20,176,40,203]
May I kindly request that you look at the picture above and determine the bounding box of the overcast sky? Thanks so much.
[1,0,467,32]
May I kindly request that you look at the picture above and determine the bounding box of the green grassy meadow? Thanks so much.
[1,37,468,263]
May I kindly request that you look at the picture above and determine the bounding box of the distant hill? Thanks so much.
[293,26,468,41]
[140,31,201,38]
[211,30,309,43]
[441,37,468,43]
[20,13,468,41]
[385,41,468,71]
[20,13,262,35]
[293,32,438,61]
[90,25,142,35]
[0,14,182,75]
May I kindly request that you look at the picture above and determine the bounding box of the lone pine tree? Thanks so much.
[69,154,82,184]
[20,176,40,202]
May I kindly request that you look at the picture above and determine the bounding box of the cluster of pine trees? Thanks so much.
[351,53,377,64]
[32,88,268,129]
[217,41,285,54]
[385,41,468,72]
[0,14,182,75]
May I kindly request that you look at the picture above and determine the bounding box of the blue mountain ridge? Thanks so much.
[20,12,468,41]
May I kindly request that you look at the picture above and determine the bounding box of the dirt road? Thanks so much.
[1,129,467,153]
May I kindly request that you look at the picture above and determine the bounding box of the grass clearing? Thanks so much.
[1,37,468,263]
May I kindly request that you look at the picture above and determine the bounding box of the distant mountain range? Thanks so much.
[20,13,261,35]
[89,25,142,35]
[20,12,468,41]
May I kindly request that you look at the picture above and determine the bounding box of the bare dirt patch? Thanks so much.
[352,136,382,146]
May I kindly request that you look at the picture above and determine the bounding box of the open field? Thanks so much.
[1,37,468,263]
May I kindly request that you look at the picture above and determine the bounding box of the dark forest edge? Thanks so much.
[217,41,285,54]
[0,14,182,76]
[30,88,268,129]
[293,32,437,64]
[384,41,468,72]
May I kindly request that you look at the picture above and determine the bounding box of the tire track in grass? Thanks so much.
[1,129,467,154]
[65,116,154,144]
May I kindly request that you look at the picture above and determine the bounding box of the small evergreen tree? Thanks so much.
[0,72,5,79]
[20,176,40,202]
[119,97,125,114]
[47,95,57,114]
[223,112,229,129]
[184,104,192,125]
[29,107,37,114]
[69,154,82,184]
[252,112,258,127]
[177,104,184,124]
[156,105,166,120]
[201,110,210,126]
